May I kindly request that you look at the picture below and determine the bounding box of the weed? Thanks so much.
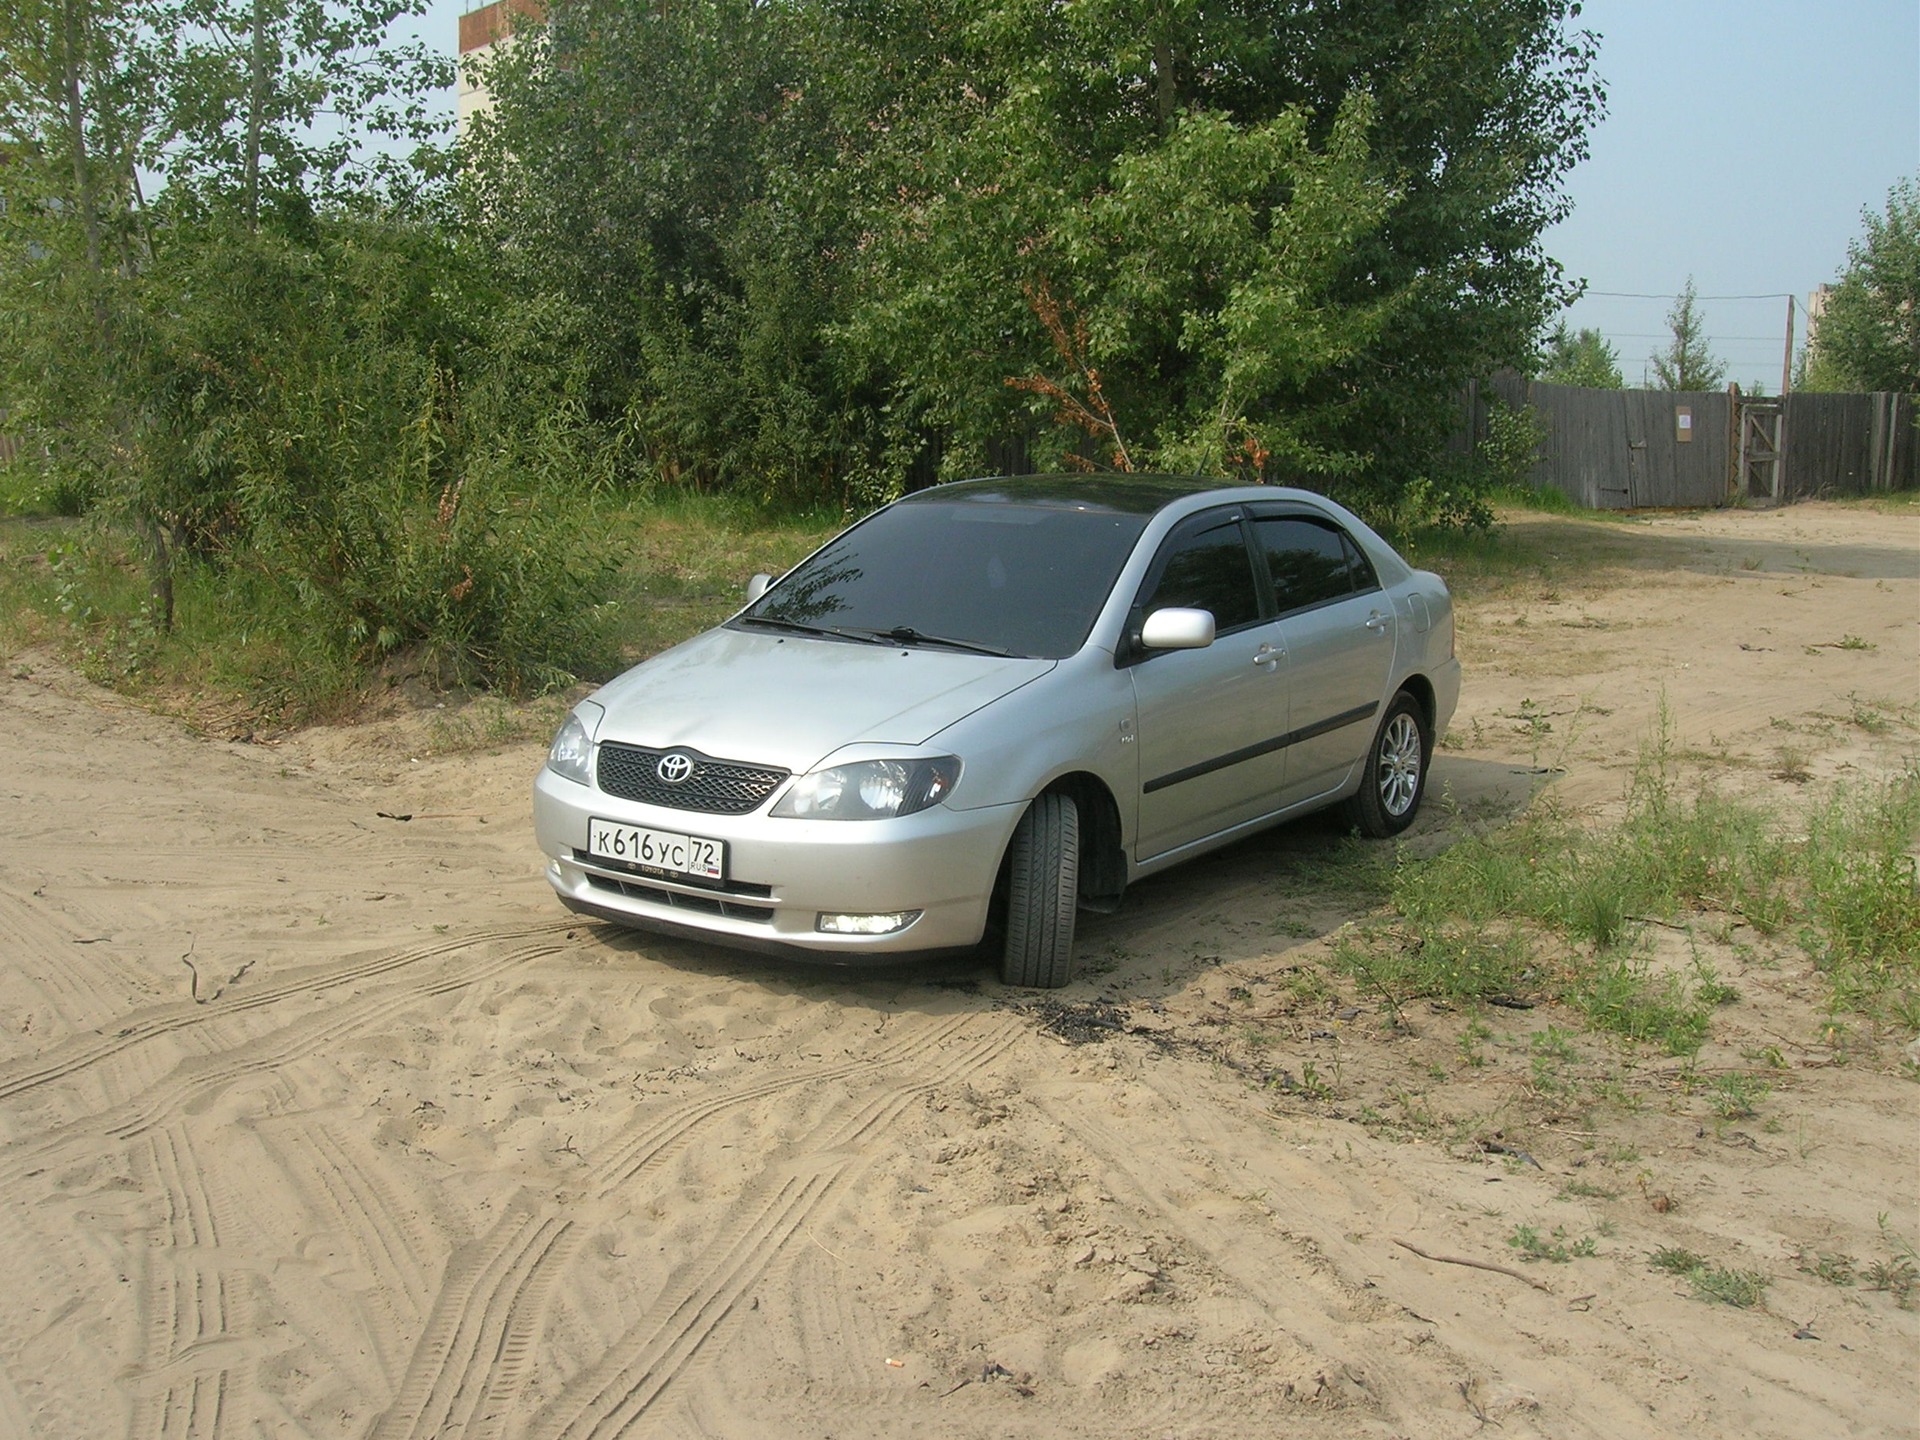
[1705,1073,1770,1121]
[1800,767,1920,1022]
[1864,1256,1918,1308]
[1865,1216,1919,1308]
[1650,1248,1770,1307]
[1287,968,1335,1007]
[1801,1251,1856,1287]
[1845,694,1891,734]
[1691,958,1739,1008]
[1557,1179,1620,1200]
[1691,1266,1770,1308]
[1649,1247,1706,1275]
[1530,1026,1578,1064]
[1458,1018,1492,1068]
[1508,1224,1597,1263]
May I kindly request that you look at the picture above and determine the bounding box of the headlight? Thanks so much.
[546,705,602,786]
[772,756,961,820]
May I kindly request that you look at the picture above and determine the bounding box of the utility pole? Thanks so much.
[1780,294,1796,395]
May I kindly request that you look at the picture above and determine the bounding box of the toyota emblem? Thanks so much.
[655,752,696,785]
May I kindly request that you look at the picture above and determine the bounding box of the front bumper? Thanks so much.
[532,766,1021,955]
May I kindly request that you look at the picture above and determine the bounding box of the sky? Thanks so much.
[411,0,1920,392]
[1544,0,1920,390]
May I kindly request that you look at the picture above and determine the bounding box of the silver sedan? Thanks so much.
[533,475,1460,987]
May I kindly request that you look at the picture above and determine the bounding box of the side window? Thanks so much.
[1255,516,1371,614]
[1140,518,1261,633]
[1341,530,1380,594]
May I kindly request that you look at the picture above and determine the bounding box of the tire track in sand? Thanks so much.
[529,1017,1019,1440]
[0,920,574,1106]
[368,1012,1013,1440]
[0,935,567,1194]
[1028,1079,1452,1432]
[126,1125,256,1440]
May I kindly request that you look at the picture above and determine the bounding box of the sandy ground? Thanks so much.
[0,501,1915,1439]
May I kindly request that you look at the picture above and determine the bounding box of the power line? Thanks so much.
[1580,289,1798,302]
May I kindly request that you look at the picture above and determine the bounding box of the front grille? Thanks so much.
[582,870,776,924]
[573,849,773,900]
[596,742,789,815]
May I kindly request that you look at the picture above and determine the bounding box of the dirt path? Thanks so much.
[0,502,1914,1439]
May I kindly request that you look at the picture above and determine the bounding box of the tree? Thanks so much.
[1538,322,1622,387]
[1804,178,1919,393]
[0,0,540,674]
[833,0,1605,519]
[467,0,1605,522]
[1650,277,1727,392]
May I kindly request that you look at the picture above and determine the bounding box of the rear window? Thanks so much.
[737,499,1152,658]
[1254,516,1379,613]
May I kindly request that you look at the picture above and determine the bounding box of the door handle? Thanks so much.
[1252,643,1285,669]
[1364,611,1388,634]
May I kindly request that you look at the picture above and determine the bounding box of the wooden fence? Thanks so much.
[1463,375,1916,508]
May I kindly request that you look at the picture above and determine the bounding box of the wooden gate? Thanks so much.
[1736,397,1782,500]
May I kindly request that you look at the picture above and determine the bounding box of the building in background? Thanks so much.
[1802,284,1834,362]
[458,0,544,137]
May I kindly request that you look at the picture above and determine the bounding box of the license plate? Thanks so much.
[587,819,726,881]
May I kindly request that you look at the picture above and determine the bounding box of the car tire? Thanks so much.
[1001,792,1079,988]
[1344,691,1430,838]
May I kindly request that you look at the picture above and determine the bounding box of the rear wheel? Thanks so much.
[1000,792,1079,988]
[1344,691,1430,838]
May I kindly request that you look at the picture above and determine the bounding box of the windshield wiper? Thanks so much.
[864,626,1013,657]
[736,614,893,645]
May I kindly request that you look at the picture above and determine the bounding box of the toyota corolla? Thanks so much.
[533,474,1460,987]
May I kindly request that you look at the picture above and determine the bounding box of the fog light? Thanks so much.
[816,910,922,936]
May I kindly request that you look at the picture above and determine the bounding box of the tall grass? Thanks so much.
[1332,720,1920,1052]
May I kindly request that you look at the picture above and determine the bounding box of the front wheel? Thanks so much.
[1000,792,1079,988]
[1344,692,1431,838]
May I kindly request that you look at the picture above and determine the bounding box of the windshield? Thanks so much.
[736,495,1153,659]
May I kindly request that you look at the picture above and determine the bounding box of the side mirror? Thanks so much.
[745,572,774,603]
[1139,607,1216,651]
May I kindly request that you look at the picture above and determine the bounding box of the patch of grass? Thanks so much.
[1800,767,1920,1022]
[1704,1073,1770,1121]
[1328,710,1918,1054]
[1651,1248,1770,1307]
[425,694,572,753]
[1508,1223,1598,1263]
[1457,1017,1492,1068]
[0,491,839,723]
[1556,1179,1620,1200]
[1801,1251,1856,1287]
[1865,1216,1919,1308]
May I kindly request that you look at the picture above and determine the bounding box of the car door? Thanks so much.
[1127,508,1290,862]
[1250,511,1398,807]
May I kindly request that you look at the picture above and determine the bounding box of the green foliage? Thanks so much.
[1804,178,1920,393]
[4,0,1610,706]
[1329,712,1917,1055]
[1650,277,1728,392]
[1800,767,1920,1019]
[1476,399,1549,492]
[1648,1247,1768,1307]
[1508,1224,1597,1262]
[468,0,1603,519]
[1538,322,1623,387]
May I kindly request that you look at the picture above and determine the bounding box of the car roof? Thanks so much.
[899,473,1326,517]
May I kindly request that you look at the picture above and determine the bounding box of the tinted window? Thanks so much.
[1255,517,1375,613]
[1140,519,1261,632]
[737,499,1151,659]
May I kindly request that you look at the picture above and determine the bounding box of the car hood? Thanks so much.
[590,626,1056,771]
